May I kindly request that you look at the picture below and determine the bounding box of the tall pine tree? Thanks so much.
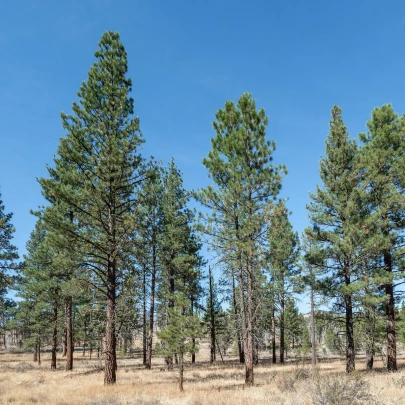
[306,106,365,373]
[197,93,285,385]
[39,32,150,384]
[359,105,405,371]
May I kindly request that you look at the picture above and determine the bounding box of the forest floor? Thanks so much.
[0,350,404,405]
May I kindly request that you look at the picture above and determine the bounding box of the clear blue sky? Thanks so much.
[2,0,405,264]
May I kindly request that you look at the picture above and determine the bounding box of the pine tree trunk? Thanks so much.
[113,333,117,371]
[142,267,147,366]
[244,259,254,386]
[209,266,216,364]
[62,326,67,357]
[254,340,259,365]
[310,285,316,366]
[232,270,244,363]
[37,337,41,366]
[33,341,38,362]
[280,293,285,365]
[384,250,397,371]
[191,298,196,364]
[192,339,196,364]
[51,304,58,370]
[146,242,157,370]
[104,253,117,384]
[272,300,276,364]
[365,304,375,371]
[166,258,175,371]
[82,321,86,357]
[179,351,184,392]
[237,259,250,384]
[344,272,355,374]
[65,296,73,371]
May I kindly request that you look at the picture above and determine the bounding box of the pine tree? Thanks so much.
[159,159,203,369]
[0,192,19,298]
[158,292,204,392]
[0,192,19,345]
[358,105,405,371]
[17,219,68,369]
[284,298,302,353]
[306,106,365,373]
[197,93,285,385]
[301,232,326,366]
[301,317,311,360]
[268,202,299,364]
[39,31,150,384]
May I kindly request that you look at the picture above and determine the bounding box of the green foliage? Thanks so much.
[301,319,311,356]
[160,160,203,300]
[305,106,365,297]
[157,293,204,357]
[284,298,302,347]
[324,324,344,355]
[0,193,19,295]
[39,31,151,294]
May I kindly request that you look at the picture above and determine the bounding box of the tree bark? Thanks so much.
[191,340,196,363]
[51,304,58,370]
[104,252,117,384]
[272,299,276,364]
[310,284,316,366]
[365,304,375,371]
[254,340,259,365]
[191,298,196,364]
[65,296,73,371]
[344,272,355,374]
[244,258,254,386]
[366,349,374,371]
[280,293,285,365]
[33,341,38,362]
[82,321,87,357]
[179,351,184,392]
[384,250,397,371]
[209,266,216,364]
[62,326,67,357]
[37,337,41,366]
[146,241,157,370]
[232,270,244,363]
[166,256,175,371]
[142,266,147,366]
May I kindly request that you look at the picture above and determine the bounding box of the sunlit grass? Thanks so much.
[0,348,403,404]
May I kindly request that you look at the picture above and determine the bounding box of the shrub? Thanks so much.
[15,362,34,372]
[277,374,296,392]
[392,375,405,388]
[312,374,372,405]
[88,399,120,405]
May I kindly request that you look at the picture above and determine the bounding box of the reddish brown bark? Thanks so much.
[51,304,58,370]
[65,296,73,371]
[385,251,397,372]
[104,253,117,384]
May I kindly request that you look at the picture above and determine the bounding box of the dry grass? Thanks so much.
[0,351,404,405]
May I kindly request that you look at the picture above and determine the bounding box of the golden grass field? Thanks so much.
[1,349,405,405]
